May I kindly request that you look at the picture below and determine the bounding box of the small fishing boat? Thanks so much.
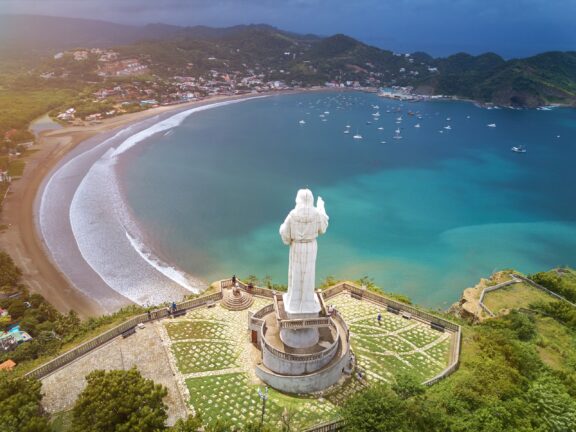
[299,120,306,125]
[511,145,527,153]
[487,123,496,128]
[353,134,363,140]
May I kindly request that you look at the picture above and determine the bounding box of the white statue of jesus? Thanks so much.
[279,189,329,316]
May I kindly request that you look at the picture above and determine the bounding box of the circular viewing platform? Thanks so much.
[250,292,352,393]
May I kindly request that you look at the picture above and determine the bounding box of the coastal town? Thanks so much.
[32,46,440,125]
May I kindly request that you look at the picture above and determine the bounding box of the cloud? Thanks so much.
[0,0,573,57]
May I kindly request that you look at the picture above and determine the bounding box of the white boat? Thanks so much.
[414,123,421,128]
[393,128,402,139]
[353,134,363,140]
[511,145,527,153]
[444,125,452,130]
[343,130,350,134]
[299,120,306,125]
[380,140,387,144]
[346,125,351,128]
[487,123,496,128]
[372,112,381,117]
[377,127,384,130]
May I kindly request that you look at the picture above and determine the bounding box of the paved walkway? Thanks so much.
[40,321,189,426]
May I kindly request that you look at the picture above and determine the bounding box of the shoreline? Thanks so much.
[1,91,297,318]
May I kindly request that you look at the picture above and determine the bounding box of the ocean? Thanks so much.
[58,91,576,309]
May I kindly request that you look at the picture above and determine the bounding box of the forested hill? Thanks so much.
[1,14,576,107]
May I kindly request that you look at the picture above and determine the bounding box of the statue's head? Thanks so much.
[295,189,313,208]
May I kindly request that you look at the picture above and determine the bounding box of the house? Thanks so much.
[0,326,32,352]
[0,359,16,371]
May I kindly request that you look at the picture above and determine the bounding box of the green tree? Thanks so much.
[71,368,168,432]
[169,415,203,431]
[392,373,425,400]
[0,374,50,432]
[340,384,407,432]
[0,251,22,288]
[526,374,576,432]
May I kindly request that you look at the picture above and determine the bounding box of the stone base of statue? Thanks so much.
[250,291,351,394]
[280,327,319,348]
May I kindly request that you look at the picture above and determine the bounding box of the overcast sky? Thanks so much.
[1,0,575,57]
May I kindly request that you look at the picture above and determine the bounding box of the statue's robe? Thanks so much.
[279,191,328,315]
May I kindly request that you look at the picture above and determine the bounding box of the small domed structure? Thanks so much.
[221,284,254,311]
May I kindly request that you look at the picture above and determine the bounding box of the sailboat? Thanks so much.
[393,128,402,139]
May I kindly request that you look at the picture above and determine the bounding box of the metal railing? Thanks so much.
[260,319,340,363]
[422,325,461,386]
[278,317,331,329]
[304,419,345,432]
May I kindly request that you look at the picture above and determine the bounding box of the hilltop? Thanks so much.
[0,15,575,109]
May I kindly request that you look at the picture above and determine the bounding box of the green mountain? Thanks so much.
[1,15,576,107]
[426,51,576,106]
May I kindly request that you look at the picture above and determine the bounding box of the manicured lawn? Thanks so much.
[186,373,337,429]
[165,320,229,340]
[330,294,452,383]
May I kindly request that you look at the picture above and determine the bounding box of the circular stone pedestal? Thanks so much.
[280,327,319,349]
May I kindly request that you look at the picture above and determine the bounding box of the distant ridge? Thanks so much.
[0,15,318,51]
[1,14,575,107]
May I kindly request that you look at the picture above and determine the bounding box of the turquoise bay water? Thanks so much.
[120,92,576,307]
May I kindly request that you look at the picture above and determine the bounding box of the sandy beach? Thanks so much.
[0,93,271,318]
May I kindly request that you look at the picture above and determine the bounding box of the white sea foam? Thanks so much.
[69,146,201,306]
[125,230,200,293]
[43,97,265,307]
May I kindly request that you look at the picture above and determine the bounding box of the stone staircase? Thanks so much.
[221,288,254,311]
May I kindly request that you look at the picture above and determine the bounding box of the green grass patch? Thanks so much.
[50,410,73,432]
[331,294,452,384]
[534,316,576,372]
[165,320,229,341]
[172,341,238,373]
[186,373,337,430]
[483,282,556,314]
